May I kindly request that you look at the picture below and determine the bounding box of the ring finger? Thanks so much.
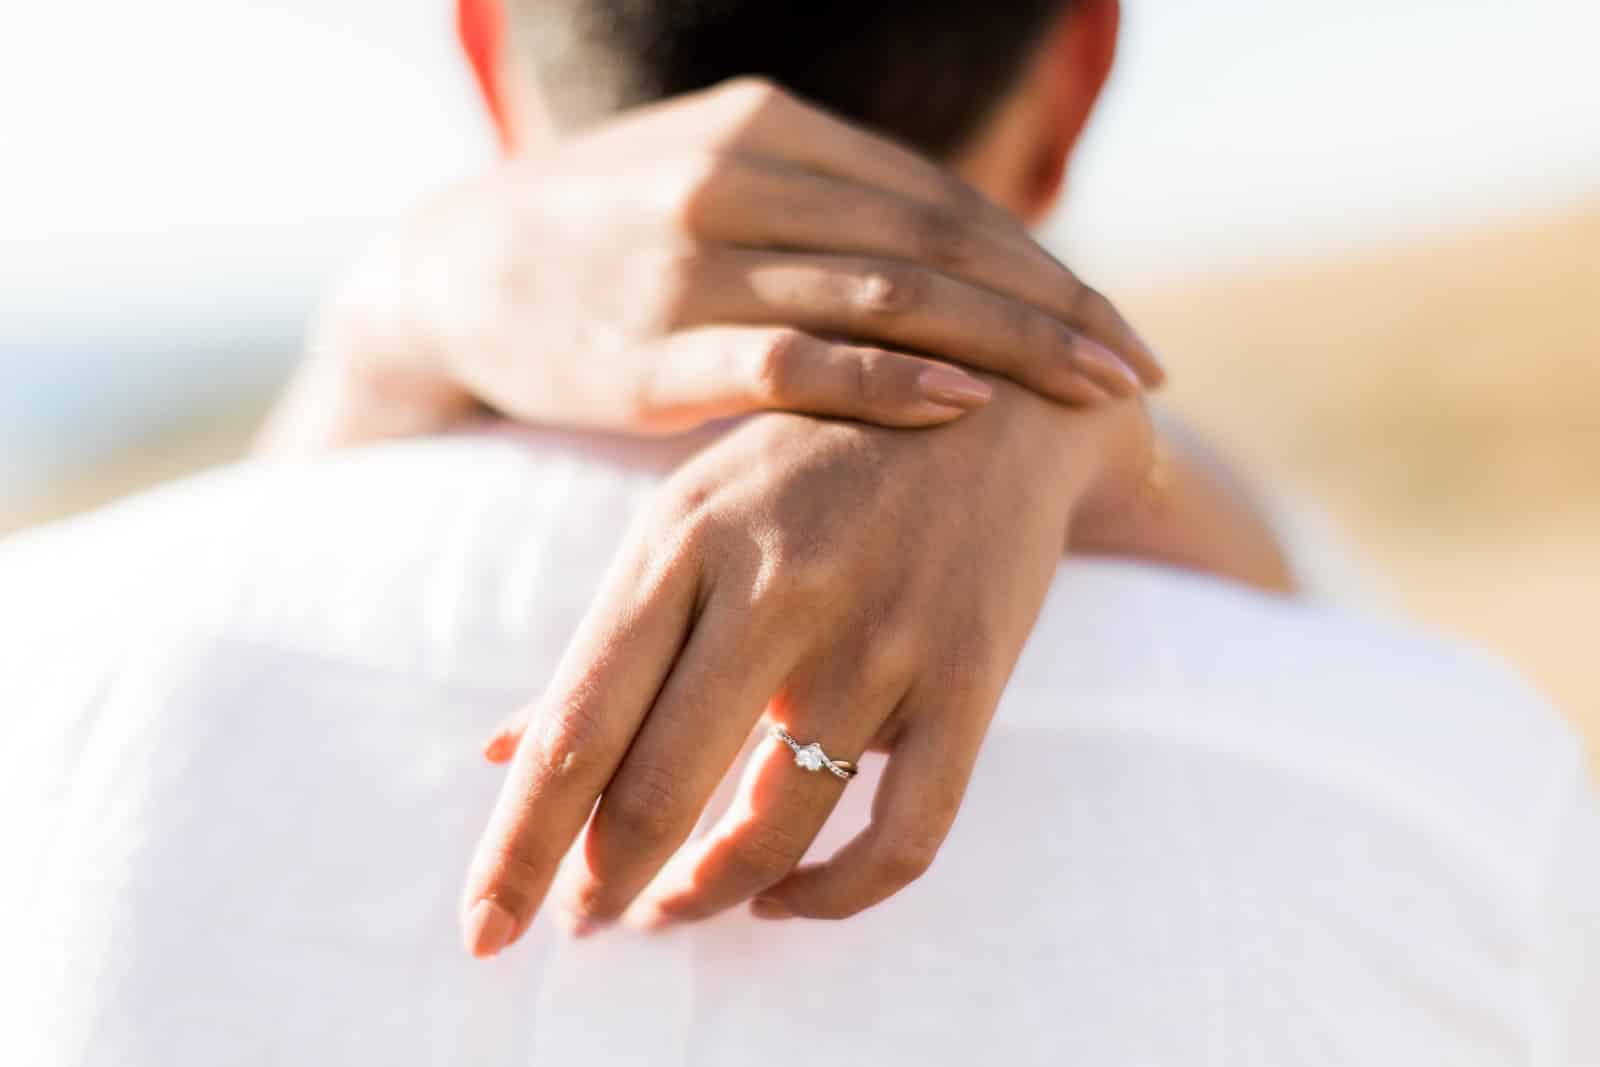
[628,677,896,927]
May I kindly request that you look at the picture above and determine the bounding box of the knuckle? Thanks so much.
[847,348,905,410]
[771,545,847,610]
[1068,279,1111,328]
[605,763,692,843]
[529,695,608,780]
[671,516,722,571]
[636,510,716,589]
[980,289,1060,371]
[720,75,787,109]
[1062,326,1095,377]
[906,202,973,270]
[652,478,717,532]
[669,148,747,235]
[851,265,925,318]
[749,328,811,404]
[640,478,721,559]
[943,173,990,218]
[1020,308,1075,374]
[863,625,921,687]
[479,847,546,906]
[881,834,942,884]
[718,75,792,118]
[608,525,703,611]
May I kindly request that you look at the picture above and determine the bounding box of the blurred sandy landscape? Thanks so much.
[1140,201,1600,752]
[6,199,1596,754]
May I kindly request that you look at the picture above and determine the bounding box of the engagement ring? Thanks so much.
[770,724,858,780]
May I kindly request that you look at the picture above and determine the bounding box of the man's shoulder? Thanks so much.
[0,431,668,675]
[1015,557,1588,893]
[4,432,1585,882]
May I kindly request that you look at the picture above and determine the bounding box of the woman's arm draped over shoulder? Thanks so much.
[257,82,1161,457]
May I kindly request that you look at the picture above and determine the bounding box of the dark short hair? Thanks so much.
[510,1,1069,158]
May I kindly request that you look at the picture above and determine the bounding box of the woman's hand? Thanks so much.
[458,379,1154,956]
[259,79,1160,454]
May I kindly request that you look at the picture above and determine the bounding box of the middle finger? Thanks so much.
[547,591,800,930]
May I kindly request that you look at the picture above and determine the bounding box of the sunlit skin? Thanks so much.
[259,0,1295,959]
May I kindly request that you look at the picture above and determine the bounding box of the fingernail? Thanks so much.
[917,365,993,409]
[482,733,513,763]
[750,897,794,920]
[464,899,517,959]
[1077,340,1142,395]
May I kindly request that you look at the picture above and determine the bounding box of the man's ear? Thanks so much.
[1017,0,1121,223]
[458,0,520,155]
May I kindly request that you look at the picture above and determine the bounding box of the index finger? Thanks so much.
[459,530,700,958]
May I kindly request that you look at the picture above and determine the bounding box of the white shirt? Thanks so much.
[1,429,1595,1066]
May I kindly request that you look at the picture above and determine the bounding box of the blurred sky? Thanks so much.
[3,0,1597,499]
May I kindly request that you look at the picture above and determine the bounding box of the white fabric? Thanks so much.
[1,428,1596,1066]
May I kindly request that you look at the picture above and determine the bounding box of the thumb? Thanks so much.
[635,327,990,432]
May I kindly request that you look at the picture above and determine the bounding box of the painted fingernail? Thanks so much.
[750,897,794,920]
[482,733,514,762]
[917,365,993,409]
[1077,340,1142,395]
[464,898,517,959]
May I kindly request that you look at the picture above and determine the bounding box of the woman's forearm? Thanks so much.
[1071,414,1298,595]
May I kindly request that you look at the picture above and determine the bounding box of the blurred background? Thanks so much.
[3,1,1595,744]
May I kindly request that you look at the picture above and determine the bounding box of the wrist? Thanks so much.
[1069,400,1161,537]
[987,380,1155,533]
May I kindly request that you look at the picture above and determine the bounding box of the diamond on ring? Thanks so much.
[770,725,858,780]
